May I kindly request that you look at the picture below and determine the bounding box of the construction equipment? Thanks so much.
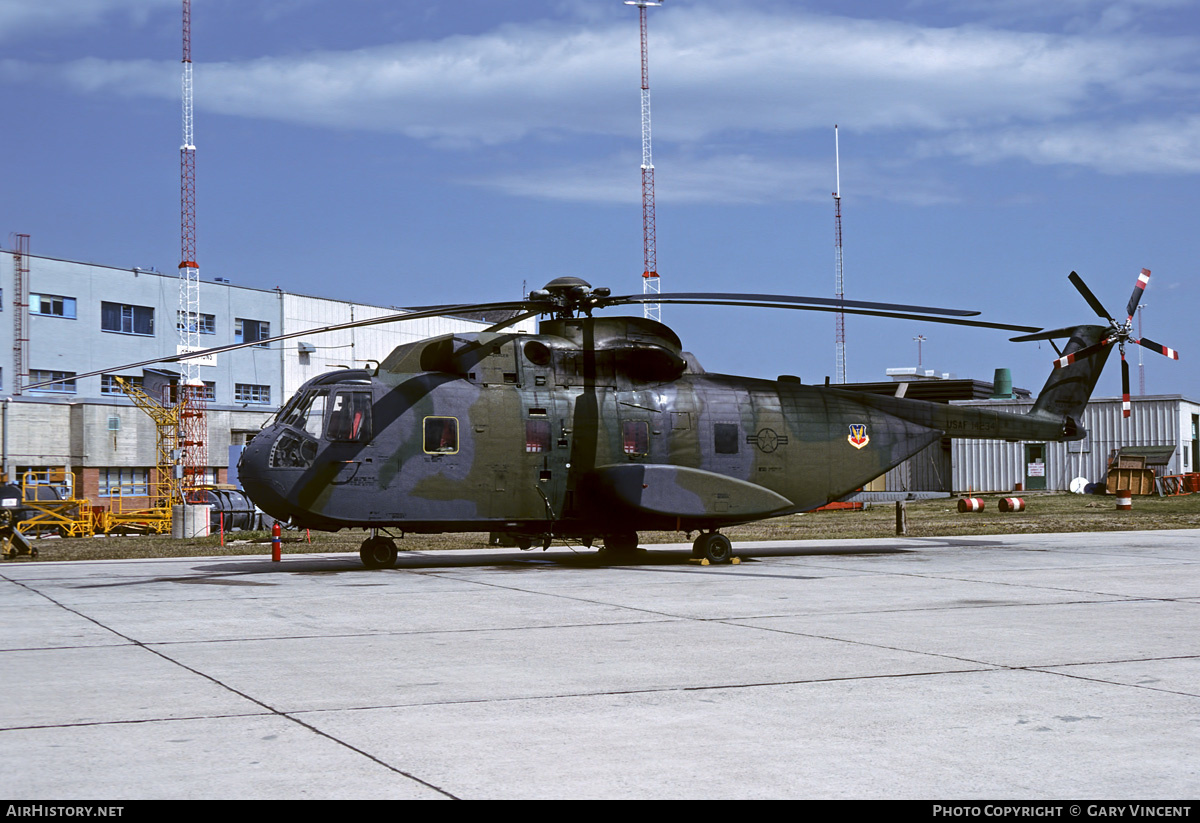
[14,470,94,539]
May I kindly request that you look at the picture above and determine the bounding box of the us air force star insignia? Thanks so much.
[746,428,788,454]
[847,424,869,449]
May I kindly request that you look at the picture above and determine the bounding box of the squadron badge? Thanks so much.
[847,423,869,450]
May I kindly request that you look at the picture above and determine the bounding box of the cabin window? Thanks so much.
[424,416,459,454]
[622,420,649,456]
[326,391,372,442]
[526,420,550,453]
[714,423,739,454]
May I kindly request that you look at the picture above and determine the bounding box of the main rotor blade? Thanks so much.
[607,292,982,317]
[1069,271,1115,324]
[20,299,535,392]
[630,298,1040,332]
[1134,336,1180,360]
[1011,326,1089,343]
[1125,268,1151,322]
[485,309,543,333]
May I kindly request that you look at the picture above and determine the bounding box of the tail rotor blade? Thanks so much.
[1052,338,1113,369]
[1125,268,1151,322]
[1135,336,1180,361]
[1069,271,1115,323]
[1121,354,1131,419]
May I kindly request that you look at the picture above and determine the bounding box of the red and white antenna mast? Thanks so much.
[833,125,846,384]
[179,0,199,382]
[626,1,662,321]
[177,0,207,495]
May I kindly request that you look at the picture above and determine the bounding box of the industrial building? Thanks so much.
[0,247,532,511]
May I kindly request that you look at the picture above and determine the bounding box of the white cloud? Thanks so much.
[0,0,176,40]
[469,152,958,207]
[6,1,1199,206]
[16,6,1195,145]
[929,116,1200,173]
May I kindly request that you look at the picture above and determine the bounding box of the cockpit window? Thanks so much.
[327,391,372,442]
[423,416,459,454]
[279,388,330,439]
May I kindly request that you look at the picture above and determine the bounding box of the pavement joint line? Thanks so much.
[264,667,1006,715]
[703,618,1200,678]
[1026,657,1200,699]
[2,575,460,799]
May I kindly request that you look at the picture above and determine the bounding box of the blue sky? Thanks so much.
[2,0,1197,399]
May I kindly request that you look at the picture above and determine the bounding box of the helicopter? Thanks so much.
[32,269,1177,567]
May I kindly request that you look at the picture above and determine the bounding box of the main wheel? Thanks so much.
[694,532,733,564]
[359,536,398,569]
[598,531,639,559]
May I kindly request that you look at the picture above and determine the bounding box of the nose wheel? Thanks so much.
[360,534,398,569]
[692,532,733,564]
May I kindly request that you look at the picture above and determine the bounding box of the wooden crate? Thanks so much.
[1106,468,1156,495]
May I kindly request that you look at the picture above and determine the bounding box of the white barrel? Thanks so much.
[958,498,985,513]
[172,504,212,538]
[1116,491,1132,511]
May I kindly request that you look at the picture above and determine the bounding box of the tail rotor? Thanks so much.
[1039,270,1179,419]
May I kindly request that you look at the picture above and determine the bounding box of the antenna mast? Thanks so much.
[11,234,30,396]
[833,125,846,384]
[627,1,662,321]
[177,0,207,496]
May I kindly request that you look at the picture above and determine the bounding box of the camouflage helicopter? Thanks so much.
[39,270,1177,567]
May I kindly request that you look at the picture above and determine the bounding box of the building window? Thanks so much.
[29,370,76,393]
[30,294,76,318]
[166,381,216,403]
[177,311,215,334]
[101,302,154,336]
[101,375,143,395]
[99,468,149,498]
[235,383,271,404]
[235,318,270,347]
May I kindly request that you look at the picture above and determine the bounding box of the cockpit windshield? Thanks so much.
[278,389,329,439]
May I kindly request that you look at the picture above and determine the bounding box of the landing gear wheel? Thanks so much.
[694,532,733,564]
[598,531,639,559]
[359,536,398,569]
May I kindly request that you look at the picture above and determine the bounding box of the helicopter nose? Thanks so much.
[236,427,293,522]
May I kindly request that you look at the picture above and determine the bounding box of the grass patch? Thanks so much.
[6,492,1200,563]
